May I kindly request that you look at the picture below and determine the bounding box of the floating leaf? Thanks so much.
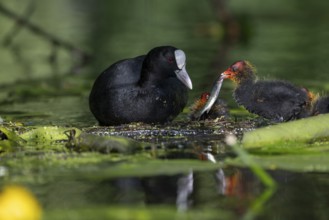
[0,127,26,143]
[0,127,26,152]
[72,159,223,179]
[20,126,81,144]
[65,129,143,154]
[0,140,17,152]
[242,114,329,149]
[44,205,233,220]
[226,153,329,173]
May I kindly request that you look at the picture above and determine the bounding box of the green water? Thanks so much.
[1,0,329,219]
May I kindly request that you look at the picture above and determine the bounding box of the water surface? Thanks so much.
[1,1,329,219]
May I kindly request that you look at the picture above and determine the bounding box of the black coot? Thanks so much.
[202,60,310,122]
[89,46,193,125]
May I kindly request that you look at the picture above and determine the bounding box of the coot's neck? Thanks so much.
[234,77,256,106]
[139,59,170,87]
[236,76,256,87]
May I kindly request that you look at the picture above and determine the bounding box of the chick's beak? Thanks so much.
[221,69,234,79]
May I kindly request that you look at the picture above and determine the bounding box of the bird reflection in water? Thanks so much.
[89,146,259,215]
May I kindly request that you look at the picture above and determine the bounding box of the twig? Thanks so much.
[0,3,83,54]
[2,0,36,47]
[0,2,91,74]
[10,44,33,77]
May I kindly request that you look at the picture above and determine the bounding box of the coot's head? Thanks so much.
[142,46,193,89]
[313,96,329,115]
[301,87,319,105]
[221,60,256,84]
[192,92,211,111]
[189,92,210,120]
[200,92,210,102]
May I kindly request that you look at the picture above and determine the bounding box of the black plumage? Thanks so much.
[89,46,192,125]
[222,60,309,121]
[313,96,329,115]
[234,79,308,121]
[202,60,311,121]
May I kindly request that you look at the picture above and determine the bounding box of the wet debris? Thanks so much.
[84,118,263,142]
[65,129,143,154]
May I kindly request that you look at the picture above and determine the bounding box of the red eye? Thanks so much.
[167,57,174,63]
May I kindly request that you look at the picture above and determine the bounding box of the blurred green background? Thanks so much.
[1,1,329,220]
[1,0,329,126]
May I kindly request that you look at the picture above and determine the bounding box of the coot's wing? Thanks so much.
[94,55,146,89]
[250,81,307,120]
[89,55,146,124]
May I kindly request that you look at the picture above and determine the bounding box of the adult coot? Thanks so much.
[89,46,193,125]
[200,60,310,122]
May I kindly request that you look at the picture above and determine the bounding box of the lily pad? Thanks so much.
[242,114,329,149]
[0,126,26,152]
[44,205,233,220]
[226,153,329,173]
[66,129,143,154]
[70,159,224,180]
[20,126,81,144]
